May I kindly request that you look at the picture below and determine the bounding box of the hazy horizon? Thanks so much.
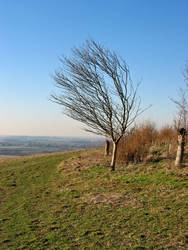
[0,134,104,139]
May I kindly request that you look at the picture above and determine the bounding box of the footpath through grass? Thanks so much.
[0,149,188,249]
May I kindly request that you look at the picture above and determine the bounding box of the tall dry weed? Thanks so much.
[117,123,177,164]
[117,122,157,164]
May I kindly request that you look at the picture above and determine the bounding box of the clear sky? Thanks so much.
[1,0,188,136]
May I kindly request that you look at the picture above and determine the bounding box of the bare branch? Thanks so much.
[171,88,188,131]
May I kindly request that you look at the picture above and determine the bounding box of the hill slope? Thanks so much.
[0,149,188,249]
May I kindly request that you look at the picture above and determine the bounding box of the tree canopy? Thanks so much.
[51,40,145,170]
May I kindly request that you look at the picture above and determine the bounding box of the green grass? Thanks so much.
[0,149,188,249]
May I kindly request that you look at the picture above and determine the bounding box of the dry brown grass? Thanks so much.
[58,148,111,173]
[117,122,158,164]
[117,123,178,164]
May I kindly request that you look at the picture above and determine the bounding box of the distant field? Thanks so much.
[0,149,188,249]
[0,136,103,157]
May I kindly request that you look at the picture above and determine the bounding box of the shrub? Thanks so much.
[117,122,157,164]
[117,123,177,164]
[157,125,176,145]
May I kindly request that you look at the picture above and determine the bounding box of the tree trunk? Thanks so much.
[104,140,110,156]
[175,128,186,167]
[111,141,118,171]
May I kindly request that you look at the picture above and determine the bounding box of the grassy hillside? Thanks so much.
[0,149,188,249]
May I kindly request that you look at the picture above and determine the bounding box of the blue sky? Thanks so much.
[1,0,188,136]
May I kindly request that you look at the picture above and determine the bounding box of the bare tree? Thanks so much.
[171,90,187,167]
[171,65,188,167]
[172,88,188,131]
[51,40,145,171]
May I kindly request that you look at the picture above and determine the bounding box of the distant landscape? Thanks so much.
[0,136,104,157]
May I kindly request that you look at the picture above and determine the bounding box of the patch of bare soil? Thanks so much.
[82,192,142,207]
[83,192,124,205]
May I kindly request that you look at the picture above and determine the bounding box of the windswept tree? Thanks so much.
[51,40,145,171]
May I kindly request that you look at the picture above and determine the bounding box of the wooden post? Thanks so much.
[104,140,110,156]
[167,143,172,158]
[175,128,186,167]
[111,141,117,171]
